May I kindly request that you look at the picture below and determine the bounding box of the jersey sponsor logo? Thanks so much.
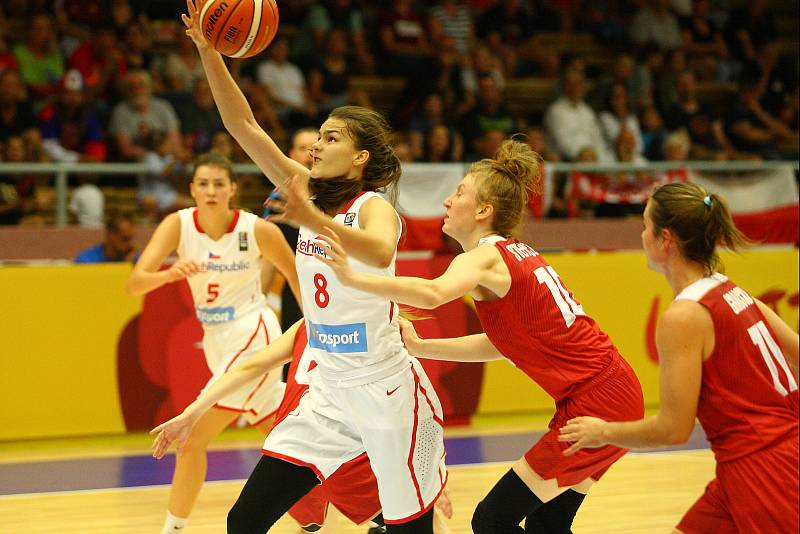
[343,212,356,226]
[307,321,368,353]
[197,306,235,324]
[723,286,754,315]
[208,251,221,259]
[506,242,539,262]
[297,237,329,258]
[199,260,250,272]
[238,232,248,251]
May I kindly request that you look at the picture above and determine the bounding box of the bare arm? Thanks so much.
[399,318,504,362]
[255,218,302,310]
[559,301,706,452]
[756,299,799,370]
[150,320,300,458]
[126,213,201,295]
[181,0,308,187]
[317,227,491,308]
[269,181,403,268]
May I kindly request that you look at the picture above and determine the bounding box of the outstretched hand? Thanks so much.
[314,226,355,286]
[181,0,210,51]
[150,412,197,459]
[558,416,609,456]
[263,175,320,229]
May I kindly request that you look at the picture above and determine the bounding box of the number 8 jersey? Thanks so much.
[295,192,409,386]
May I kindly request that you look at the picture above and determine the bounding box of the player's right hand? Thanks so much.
[399,318,423,357]
[181,0,209,51]
[165,259,202,282]
[150,412,196,459]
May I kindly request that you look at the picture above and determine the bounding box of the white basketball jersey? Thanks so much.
[177,208,266,328]
[296,192,409,386]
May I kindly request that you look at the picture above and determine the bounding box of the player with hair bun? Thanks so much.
[317,138,645,533]
[560,182,798,533]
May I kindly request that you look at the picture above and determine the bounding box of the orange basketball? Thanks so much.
[199,0,278,58]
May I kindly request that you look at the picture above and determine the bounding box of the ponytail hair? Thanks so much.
[649,182,751,274]
[469,137,543,237]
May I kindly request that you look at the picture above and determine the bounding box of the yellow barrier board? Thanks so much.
[0,264,140,440]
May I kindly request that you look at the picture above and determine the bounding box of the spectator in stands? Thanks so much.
[630,0,682,51]
[68,27,127,104]
[640,105,668,160]
[108,69,183,162]
[124,21,158,84]
[462,43,506,98]
[726,67,794,160]
[575,0,627,45]
[723,0,776,64]
[392,133,415,163]
[588,54,637,112]
[524,126,561,162]
[138,129,191,222]
[0,135,50,226]
[422,124,463,162]
[665,70,738,160]
[307,29,369,116]
[545,68,613,162]
[378,0,433,76]
[69,175,104,227]
[163,34,204,94]
[39,69,106,163]
[176,78,223,156]
[630,44,664,111]
[0,69,37,145]
[74,212,136,263]
[599,82,646,162]
[460,74,516,157]
[209,130,234,160]
[476,0,560,77]
[256,36,316,130]
[404,34,471,121]
[12,14,64,111]
[428,0,474,57]
[291,0,374,74]
[662,128,691,161]
[468,128,506,163]
[680,0,731,82]
[654,48,687,114]
[408,92,453,160]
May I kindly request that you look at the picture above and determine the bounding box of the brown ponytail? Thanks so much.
[470,138,543,237]
[649,182,751,274]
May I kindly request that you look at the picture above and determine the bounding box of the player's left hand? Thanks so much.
[558,416,609,455]
[314,226,355,285]
[263,175,321,229]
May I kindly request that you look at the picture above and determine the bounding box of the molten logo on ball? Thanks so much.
[204,1,229,40]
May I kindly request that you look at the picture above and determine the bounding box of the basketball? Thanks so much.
[199,0,278,58]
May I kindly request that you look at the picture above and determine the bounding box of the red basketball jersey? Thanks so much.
[474,237,623,401]
[676,274,798,462]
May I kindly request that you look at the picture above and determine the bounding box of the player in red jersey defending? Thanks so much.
[560,182,798,533]
[315,138,645,533]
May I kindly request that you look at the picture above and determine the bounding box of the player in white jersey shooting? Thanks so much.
[150,3,451,533]
[126,152,301,534]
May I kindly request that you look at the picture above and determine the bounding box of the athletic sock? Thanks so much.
[161,511,187,533]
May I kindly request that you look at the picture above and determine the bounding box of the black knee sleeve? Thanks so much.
[524,489,586,534]
[385,508,433,533]
[471,469,544,534]
[227,455,319,534]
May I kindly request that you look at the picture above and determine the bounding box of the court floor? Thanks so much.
[0,423,715,533]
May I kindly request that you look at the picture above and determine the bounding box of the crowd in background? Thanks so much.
[0,0,798,226]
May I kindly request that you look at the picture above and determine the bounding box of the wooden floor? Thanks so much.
[0,427,714,534]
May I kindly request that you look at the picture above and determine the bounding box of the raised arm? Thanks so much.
[181,0,309,187]
[559,301,706,453]
[316,226,494,307]
[126,213,200,295]
[255,218,302,310]
[150,320,301,458]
